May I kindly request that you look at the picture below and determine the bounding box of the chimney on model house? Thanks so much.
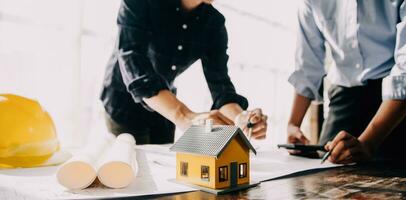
[205,119,213,133]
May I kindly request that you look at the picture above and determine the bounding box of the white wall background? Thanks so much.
[0,0,300,148]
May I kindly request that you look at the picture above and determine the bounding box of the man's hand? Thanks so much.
[287,124,310,154]
[235,108,268,140]
[324,131,373,164]
[179,110,234,130]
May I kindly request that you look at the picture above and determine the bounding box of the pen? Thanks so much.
[247,122,254,140]
[277,144,327,152]
[321,151,331,164]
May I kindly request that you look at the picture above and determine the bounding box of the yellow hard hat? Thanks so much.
[0,94,63,168]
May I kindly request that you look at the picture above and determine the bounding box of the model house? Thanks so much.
[170,123,256,190]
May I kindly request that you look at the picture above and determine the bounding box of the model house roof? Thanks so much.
[170,125,257,158]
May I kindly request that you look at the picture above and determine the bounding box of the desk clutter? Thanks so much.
[0,122,340,199]
[0,141,340,199]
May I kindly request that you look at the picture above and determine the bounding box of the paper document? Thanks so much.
[250,149,340,183]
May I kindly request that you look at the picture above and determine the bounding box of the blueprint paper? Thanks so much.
[0,145,339,200]
[250,149,340,183]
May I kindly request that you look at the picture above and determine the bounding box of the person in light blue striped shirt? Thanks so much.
[286,0,406,164]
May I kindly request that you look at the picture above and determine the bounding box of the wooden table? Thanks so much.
[118,161,406,199]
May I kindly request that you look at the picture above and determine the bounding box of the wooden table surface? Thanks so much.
[117,161,406,200]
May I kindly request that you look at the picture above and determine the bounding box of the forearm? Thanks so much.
[143,90,195,127]
[288,93,311,127]
[359,100,406,152]
[219,103,244,123]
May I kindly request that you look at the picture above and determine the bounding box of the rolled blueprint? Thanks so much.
[97,133,136,189]
[56,133,115,190]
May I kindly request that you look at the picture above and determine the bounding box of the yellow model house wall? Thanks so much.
[176,135,250,190]
[215,136,249,189]
[176,153,216,188]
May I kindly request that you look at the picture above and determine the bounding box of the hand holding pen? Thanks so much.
[235,109,268,140]
[322,131,373,164]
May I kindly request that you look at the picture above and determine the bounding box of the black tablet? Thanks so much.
[277,144,326,152]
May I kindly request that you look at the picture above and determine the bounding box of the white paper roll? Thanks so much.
[56,133,115,190]
[97,133,136,189]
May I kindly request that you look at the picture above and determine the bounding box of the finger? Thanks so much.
[334,148,352,163]
[338,157,356,165]
[287,132,307,144]
[251,108,263,116]
[247,116,268,136]
[246,122,267,138]
[325,141,332,151]
[252,121,267,133]
[328,131,352,152]
[333,138,358,161]
[287,134,301,144]
[330,140,346,162]
[288,138,302,144]
[249,109,263,124]
[293,131,309,144]
[329,136,359,162]
[252,129,266,139]
[250,116,261,125]
[299,134,310,145]
[347,147,368,162]
[288,136,301,144]
[254,135,266,140]
[331,155,353,164]
[335,150,360,164]
[241,112,260,130]
[330,139,359,162]
[245,111,257,124]
[336,145,364,163]
[288,150,302,155]
[330,145,364,164]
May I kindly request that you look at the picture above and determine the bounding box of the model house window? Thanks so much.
[180,162,188,176]
[219,166,228,182]
[239,163,247,178]
[201,165,210,181]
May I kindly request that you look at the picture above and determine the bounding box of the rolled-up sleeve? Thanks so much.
[383,1,406,100]
[288,0,326,102]
[116,0,169,103]
[201,17,248,110]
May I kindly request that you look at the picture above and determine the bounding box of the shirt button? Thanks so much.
[171,65,177,71]
[177,45,183,51]
[355,63,361,69]
[176,7,180,12]
[182,24,188,30]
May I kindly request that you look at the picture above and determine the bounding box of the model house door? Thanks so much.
[230,162,238,187]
